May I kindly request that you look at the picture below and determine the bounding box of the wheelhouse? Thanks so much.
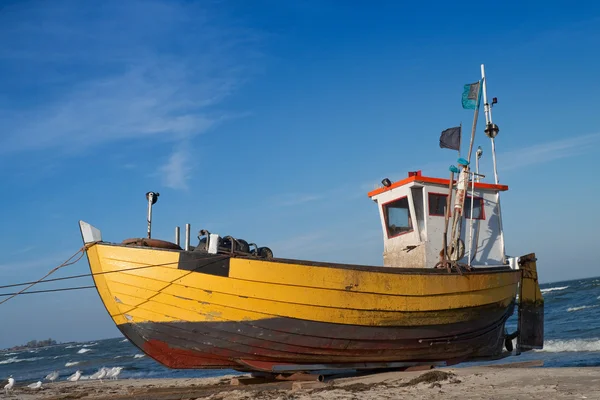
[368,170,509,268]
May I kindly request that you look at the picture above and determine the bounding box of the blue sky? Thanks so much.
[1,0,600,347]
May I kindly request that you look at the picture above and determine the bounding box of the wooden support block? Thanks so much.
[230,377,271,386]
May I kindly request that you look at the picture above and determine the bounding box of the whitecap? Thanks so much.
[0,356,44,365]
[133,354,145,358]
[77,348,92,354]
[65,361,80,367]
[0,357,22,365]
[120,339,129,343]
[536,339,600,352]
[540,286,568,294]
[567,305,598,312]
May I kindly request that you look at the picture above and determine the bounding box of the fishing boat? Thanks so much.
[79,65,543,374]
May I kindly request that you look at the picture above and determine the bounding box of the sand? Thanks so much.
[5,364,600,400]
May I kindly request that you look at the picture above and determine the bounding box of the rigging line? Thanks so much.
[0,245,89,306]
[0,253,232,289]
[0,286,95,297]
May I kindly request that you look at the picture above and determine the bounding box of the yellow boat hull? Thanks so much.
[85,241,524,372]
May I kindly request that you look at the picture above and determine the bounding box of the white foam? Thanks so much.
[540,286,568,294]
[65,361,80,367]
[0,356,43,365]
[77,348,92,354]
[536,339,600,352]
[120,339,129,343]
[0,357,22,365]
[567,305,598,312]
[133,354,145,358]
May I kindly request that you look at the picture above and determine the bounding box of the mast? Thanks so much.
[480,64,506,264]
[481,64,499,185]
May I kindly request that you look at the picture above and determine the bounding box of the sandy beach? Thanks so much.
[6,364,600,400]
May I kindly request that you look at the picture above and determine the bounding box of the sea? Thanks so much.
[2,276,600,385]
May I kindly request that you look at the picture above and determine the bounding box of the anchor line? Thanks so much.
[0,249,231,301]
[0,245,91,306]
[0,286,96,297]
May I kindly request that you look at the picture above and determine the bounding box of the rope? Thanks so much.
[0,253,232,290]
[0,248,232,302]
[0,245,89,306]
[0,286,95,297]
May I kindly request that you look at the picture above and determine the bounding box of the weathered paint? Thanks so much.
[85,242,521,372]
[517,253,544,352]
[370,172,506,268]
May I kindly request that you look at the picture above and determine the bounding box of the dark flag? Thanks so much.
[439,126,461,151]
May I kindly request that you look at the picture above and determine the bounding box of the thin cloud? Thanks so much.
[159,145,192,190]
[499,133,600,171]
[0,1,262,189]
[271,193,322,207]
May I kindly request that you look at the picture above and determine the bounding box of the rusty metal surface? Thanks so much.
[517,253,544,352]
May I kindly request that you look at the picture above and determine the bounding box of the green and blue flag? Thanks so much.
[462,80,482,110]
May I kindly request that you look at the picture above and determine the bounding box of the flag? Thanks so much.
[462,80,482,110]
[439,126,461,151]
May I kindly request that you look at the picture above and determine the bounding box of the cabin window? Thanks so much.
[465,196,485,219]
[383,196,413,237]
[428,193,448,216]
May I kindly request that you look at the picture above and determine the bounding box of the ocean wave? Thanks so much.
[0,356,44,365]
[82,343,98,347]
[121,339,129,343]
[567,305,598,312]
[65,361,80,367]
[133,354,145,358]
[77,348,92,354]
[537,339,600,352]
[0,357,22,365]
[540,286,569,294]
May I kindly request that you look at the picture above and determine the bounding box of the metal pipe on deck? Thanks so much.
[175,226,180,247]
[185,223,191,251]
[145,192,159,239]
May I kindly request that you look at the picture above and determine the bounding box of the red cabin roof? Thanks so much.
[367,170,509,198]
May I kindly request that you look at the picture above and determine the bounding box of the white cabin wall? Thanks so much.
[423,184,452,268]
[462,191,504,265]
[374,186,425,268]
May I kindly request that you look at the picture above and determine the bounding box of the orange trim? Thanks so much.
[368,175,509,198]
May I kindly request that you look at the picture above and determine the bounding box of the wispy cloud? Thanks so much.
[159,144,192,190]
[270,193,322,207]
[0,0,262,189]
[499,133,600,171]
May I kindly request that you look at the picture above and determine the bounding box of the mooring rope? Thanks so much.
[0,245,90,306]
[0,249,232,303]
[0,286,96,297]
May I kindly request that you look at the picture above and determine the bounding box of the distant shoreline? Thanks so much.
[0,341,76,353]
